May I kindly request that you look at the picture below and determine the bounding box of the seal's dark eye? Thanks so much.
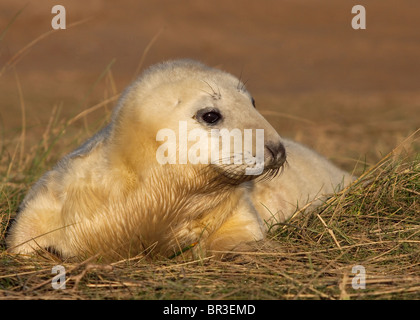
[251,97,256,108]
[202,111,221,124]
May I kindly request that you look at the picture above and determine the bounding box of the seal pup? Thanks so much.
[6,59,353,261]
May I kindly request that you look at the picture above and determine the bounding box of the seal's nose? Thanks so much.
[265,141,286,168]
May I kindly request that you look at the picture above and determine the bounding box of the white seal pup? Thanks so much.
[6,60,353,261]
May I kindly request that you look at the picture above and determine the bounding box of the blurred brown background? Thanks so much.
[0,0,419,172]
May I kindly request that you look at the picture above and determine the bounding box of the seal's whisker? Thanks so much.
[201,79,221,100]
[241,79,249,91]
[237,66,244,91]
[200,89,214,98]
[201,79,216,95]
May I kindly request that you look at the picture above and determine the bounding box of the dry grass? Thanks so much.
[0,106,418,299]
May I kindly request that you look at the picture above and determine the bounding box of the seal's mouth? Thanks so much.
[209,144,287,186]
[217,162,284,186]
[174,139,287,191]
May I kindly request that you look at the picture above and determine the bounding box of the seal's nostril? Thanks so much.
[266,145,276,160]
[277,143,286,161]
[266,142,286,165]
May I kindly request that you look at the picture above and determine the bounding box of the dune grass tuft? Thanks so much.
[0,116,418,299]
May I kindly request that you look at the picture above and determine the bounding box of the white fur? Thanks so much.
[6,60,353,261]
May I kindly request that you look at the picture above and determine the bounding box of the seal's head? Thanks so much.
[110,59,286,186]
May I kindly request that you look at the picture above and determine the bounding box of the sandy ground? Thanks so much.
[0,0,419,172]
